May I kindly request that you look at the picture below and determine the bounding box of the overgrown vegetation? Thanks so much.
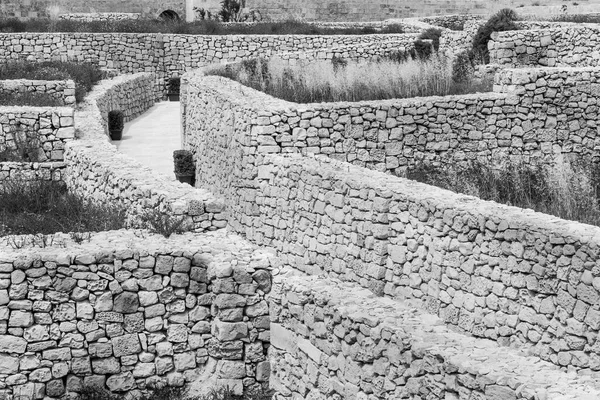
[0,181,127,236]
[206,55,492,103]
[404,158,600,227]
[411,27,443,59]
[0,92,62,107]
[0,61,102,103]
[0,18,404,35]
[78,384,272,400]
[470,8,520,63]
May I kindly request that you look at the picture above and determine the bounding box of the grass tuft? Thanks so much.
[0,181,127,236]
[404,157,600,227]
[206,55,493,103]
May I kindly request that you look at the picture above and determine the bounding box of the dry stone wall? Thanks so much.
[0,230,273,398]
[184,66,600,185]
[59,13,142,21]
[65,73,226,233]
[182,66,600,371]
[489,25,600,67]
[0,162,65,183]
[0,107,75,162]
[0,32,416,93]
[269,273,600,400]
[0,80,76,107]
[252,153,600,373]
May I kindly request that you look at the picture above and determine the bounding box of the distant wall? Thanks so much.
[0,80,76,107]
[0,0,185,19]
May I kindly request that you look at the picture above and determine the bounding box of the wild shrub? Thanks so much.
[0,181,127,236]
[451,50,475,83]
[411,28,443,59]
[136,209,187,238]
[471,8,520,63]
[219,0,242,22]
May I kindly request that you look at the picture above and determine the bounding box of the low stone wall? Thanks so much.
[184,65,600,184]
[269,273,600,399]
[59,13,142,21]
[489,25,600,67]
[274,38,415,62]
[0,162,66,183]
[0,80,77,106]
[254,153,600,372]
[66,73,227,233]
[0,32,419,93]
[0,230,273,398]
[421,14,484,30]
[0,107,75,162]
[83,73,157,139]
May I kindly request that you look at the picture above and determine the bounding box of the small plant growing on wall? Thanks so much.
[108,110,124,141]
[173,150,195,186]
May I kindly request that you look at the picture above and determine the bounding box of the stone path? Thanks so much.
[114,101,181,180]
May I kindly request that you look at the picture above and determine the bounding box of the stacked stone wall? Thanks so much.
[0,107,75,162]
[59,13,142,21]
[254,153,600,372]
[269,273,600,399]
[0,230,273,398]
[0,32,417,93]
[65,73,226,233]
[0,162,65,183]
[182,64,600,372]
[184,66,600,185]
[0,80,76,107]
[489,26,600,67]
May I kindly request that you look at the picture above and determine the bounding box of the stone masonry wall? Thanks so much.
[254,153,600,373]
[59,13,142,21]
[0,107,75,162]
[0,32,417,93]
[0,230,273,398]
[65,73,227,233]
[184,67,600,184]
[0,80,77,107]
[269,273,600,400]
[0,162,66,183]
[489,25,600,67]
[182,65,600,370]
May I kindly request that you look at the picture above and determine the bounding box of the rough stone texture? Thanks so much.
[183,64,600,197]
[247,153,600,373]
[0,0,184,19]
[0,161,65,183]
[0,106,75,162]
[0,32,417,93]
[0,79,76,106]
[489,25,600,67]
[0,229,272,398]
[270,273,600,399]
[62,74,226,233]
[59,13,142,21]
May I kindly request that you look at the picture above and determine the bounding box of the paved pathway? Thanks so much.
[114,101,181,180]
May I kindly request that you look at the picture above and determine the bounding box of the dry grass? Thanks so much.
[206,55,493,103]
[405,156,600,226]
